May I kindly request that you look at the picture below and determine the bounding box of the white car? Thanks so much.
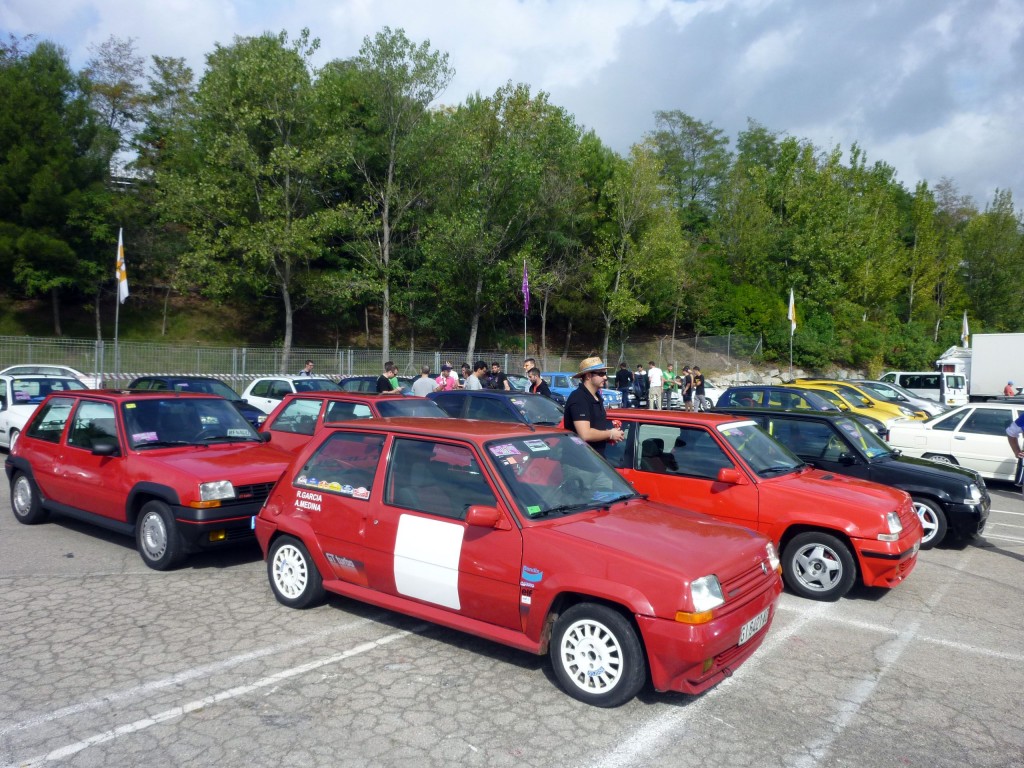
[887,402,1022,481]
[0,364,102,389]
[0,375,88,450]
[241,376,342,414]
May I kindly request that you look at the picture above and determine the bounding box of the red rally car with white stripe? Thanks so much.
[255,417,783,707]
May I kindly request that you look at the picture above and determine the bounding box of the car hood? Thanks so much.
[874,454,980,485]
[767,467,908,510]
[549,500,769,578]
[131,443,291,484]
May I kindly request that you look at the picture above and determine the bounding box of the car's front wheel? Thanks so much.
[268,536,325,609]
[912,497,947,549]
[782,532,857,601]
[11,472,48,524]
[136,501,185,570]
[549,603,646,707]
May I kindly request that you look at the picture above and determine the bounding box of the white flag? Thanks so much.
[116,228,129,304]
[787,288,797,336]
[960,310,969,348]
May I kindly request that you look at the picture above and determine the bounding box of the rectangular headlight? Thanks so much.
[765,541,780,572]
[967,484,983,503]
[199,480,236,501]
[690,574,725,612]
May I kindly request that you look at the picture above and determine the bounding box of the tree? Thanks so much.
[0,38,108,334]
[349,27,453,361]
[159,29,350,369]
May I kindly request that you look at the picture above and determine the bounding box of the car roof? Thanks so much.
[431,390,545,399]
[2,374,83,381]
[606,409,752,427]
[320,416,563,441]
[715,405,855,422]
[54,389,227,402]
[130,375,223,382]
[277,391,426,404]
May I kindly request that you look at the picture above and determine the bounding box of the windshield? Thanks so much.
[859,381,905,401]
[293,378,342,393]
[508,394,564,425]
[11,378,86,404]
[487,433,636,518]
[835,417,892,459]
[717,421,804,476]
[831,383,872,407]
[122,397,261,448]
[376,399,448,418]
[170,379,241,399]
[813,389,850,411]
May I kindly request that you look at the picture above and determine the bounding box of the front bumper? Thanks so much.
[943,496,990,540]
[638,575,782,694]
[172,502,262,550]
[855,535,920,588]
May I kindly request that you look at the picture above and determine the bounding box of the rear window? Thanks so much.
[26,397,76,443]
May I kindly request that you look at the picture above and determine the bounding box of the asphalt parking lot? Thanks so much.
[1,477,1022,768]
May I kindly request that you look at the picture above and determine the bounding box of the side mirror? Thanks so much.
[838,452,859,466]
[259,431,272,442]
[716,467,746,485]
[91,439,120,457]
[466,505,511,530]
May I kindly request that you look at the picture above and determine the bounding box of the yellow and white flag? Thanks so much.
[787,288,797,336]
[960,310,969,348]
[116,228,129,304]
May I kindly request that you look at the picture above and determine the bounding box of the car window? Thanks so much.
[294,432,386,499]
[26,397,75,443]
[602,421,634,469]
[131,379,155,390]
[724,389,761,407]
[429,394,464,418]
[386,438,495,520]
[250,380,271,397]
[269,381,292,399]
[880,373,895,383]
[931,409,969,432]
[552,376,569,388]
[636,423,733,480]
[271,398,325,434]
[67,400,118,451]
[324,401,373,422]
[765,418,833,457]
[375,399,446,418]
[293,379,342,393]
[960,408,1013,436]
[466,397,516,422]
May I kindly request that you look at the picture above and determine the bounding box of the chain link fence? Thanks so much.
[0,333,762,388]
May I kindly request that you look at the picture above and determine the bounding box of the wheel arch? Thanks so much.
[538,591,647,660]
[777,524,862,581]
[125,483,182,525]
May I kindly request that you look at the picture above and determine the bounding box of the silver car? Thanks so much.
[853,379,949,418]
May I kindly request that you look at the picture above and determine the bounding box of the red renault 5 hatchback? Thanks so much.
[256,418,783,707]
[6,390,292,569]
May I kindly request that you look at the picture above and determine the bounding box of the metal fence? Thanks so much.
[0,333,762,388]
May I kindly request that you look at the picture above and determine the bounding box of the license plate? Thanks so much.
[739,607,770,645]
[251,516,256,530]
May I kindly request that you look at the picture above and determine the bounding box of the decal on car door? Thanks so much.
[393,514,463,609]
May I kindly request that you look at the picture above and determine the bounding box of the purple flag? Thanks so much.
[522,259,530,314]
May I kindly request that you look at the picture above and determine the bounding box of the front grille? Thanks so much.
[226,481,276,506]
[718,559,775,617]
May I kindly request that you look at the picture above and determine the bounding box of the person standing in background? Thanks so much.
[411,365,436,397]
[615,362,633,408]
[435,364,459,391]
[647,360,664,410]
[298,359,314,376]
[563,357,624,456]
[528,367,552,399]
[376,361,398,393]
[465,360,487,390]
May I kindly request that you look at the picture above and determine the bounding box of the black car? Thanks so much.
[717,385,890,439]
[716,406,990,549]
[127,375,267,429]
[427,390,564,426]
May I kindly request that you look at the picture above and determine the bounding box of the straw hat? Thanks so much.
[573,356,608,378]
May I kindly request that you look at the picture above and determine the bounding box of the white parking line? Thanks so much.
[988,508,1024,516]
[4,627,421,768]
[983,533,1024,544]
[585,601,835,768]
[0,615,384,739]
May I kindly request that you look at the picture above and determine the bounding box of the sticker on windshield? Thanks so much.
[839,422,861,438]
[526,504,542,516]
[227,428,250,437]
[523,439,550,452]
[489,443,521,457]
[133,431,158,443]
[569,435,584,445]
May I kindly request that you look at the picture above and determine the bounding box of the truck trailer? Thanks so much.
[937,333,1024,401]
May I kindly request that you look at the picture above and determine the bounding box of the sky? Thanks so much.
[3,0,1023,208]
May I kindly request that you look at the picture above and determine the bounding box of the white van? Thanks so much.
[879,371,967,406]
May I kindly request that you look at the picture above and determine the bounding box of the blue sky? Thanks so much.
[3,0,1023,208]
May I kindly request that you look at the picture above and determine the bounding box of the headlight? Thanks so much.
[967,484,983,503]
[199,480,236,501]
[690,575,725,612]
[878,510,903,541]
[765,541,780,572]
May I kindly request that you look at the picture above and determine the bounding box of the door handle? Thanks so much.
[954,435,966,440]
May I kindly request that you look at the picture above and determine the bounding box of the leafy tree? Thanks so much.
[159,29,350,369]
[349,27,453,361]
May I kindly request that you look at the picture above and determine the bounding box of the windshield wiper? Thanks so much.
[540,502,598,517]
[134,440,193,449]
[197,434,257,443]
[759,464,802,477]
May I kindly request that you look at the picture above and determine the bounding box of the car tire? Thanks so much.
[136,500,185,571]
[549,602,646,707]
[11,472,48,524]
[912,497,947,549]
[267,536,325,609]
[9,429,20,452]
[782,531,857,601]
[923,453,958,467]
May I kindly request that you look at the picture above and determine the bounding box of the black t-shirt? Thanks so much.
[375,374,394,393]
[693,372,705,395]
[614,369,633,388]
[530,379,552,398]
[563,384,612,455]
[488,372,508,390]
[681,373,694,398]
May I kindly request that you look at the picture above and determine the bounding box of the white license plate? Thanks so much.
[739,607,770,645]
[251,516,256,530]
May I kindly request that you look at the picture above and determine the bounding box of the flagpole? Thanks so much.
[522,259,529,361]
[114,228,129,380]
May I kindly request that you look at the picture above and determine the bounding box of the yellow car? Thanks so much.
[790,379,927,425]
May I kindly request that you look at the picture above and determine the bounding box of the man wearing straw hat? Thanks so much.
[562,356,625,457]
